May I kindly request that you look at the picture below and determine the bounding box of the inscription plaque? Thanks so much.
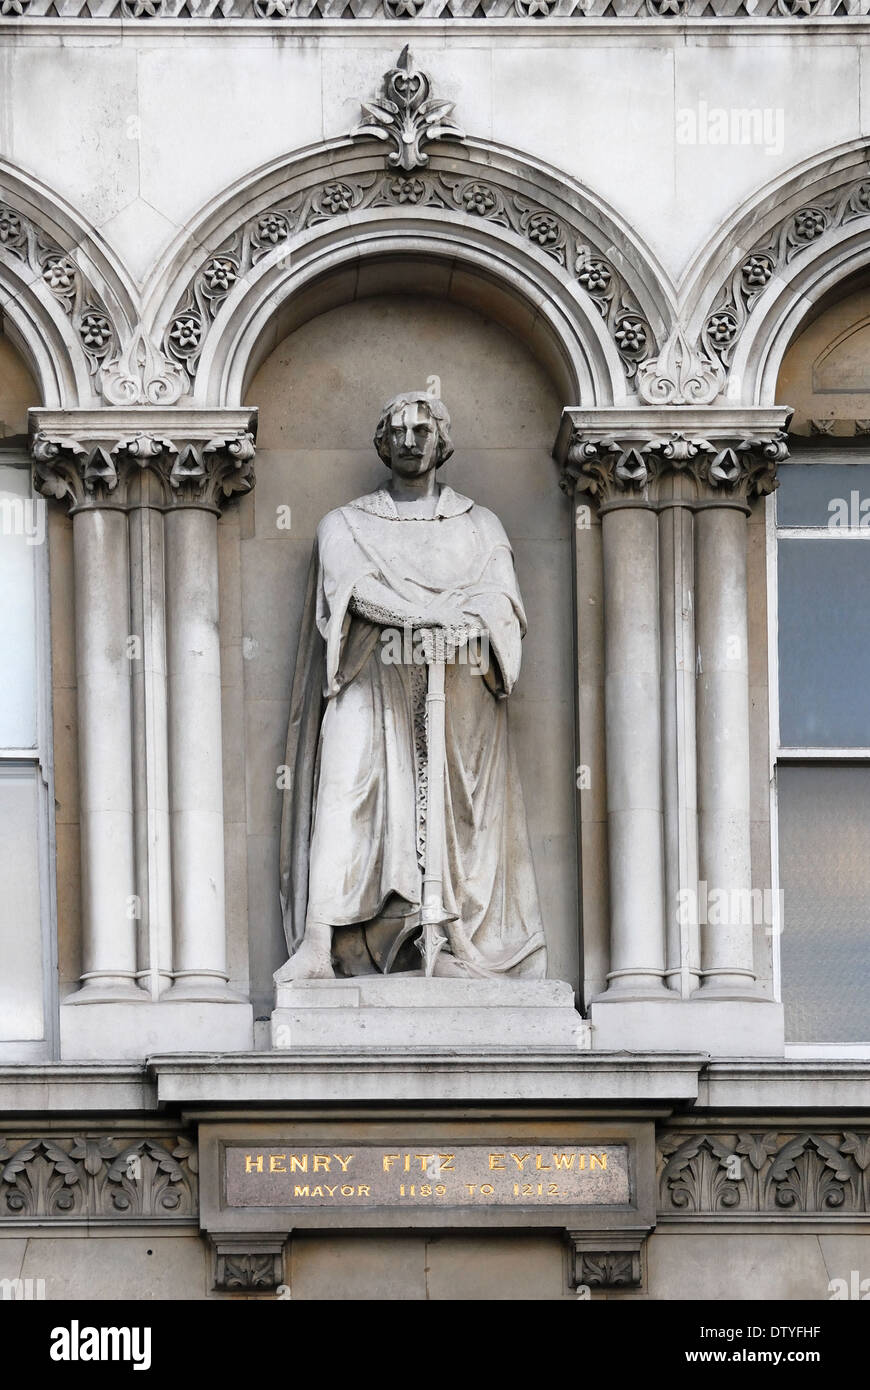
[225,1144,630,1209]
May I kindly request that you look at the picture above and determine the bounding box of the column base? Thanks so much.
[588,996,784,1056]
[595,977,677,1004]
[271,976,586,1051]
[695,975,768,1001]
[60,998,254,1060]
[63,979,149,1006]
[162,976,249,1004]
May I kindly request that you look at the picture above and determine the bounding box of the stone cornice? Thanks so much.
[1,6,866,26]
[28,406,257,514]
[557,406,793,506]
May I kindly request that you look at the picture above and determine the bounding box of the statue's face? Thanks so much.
[387,400,439,479]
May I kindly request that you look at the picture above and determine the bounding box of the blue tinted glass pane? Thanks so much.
[778,538,870,747]
[778,461,870,528]
[779,765,870,1043]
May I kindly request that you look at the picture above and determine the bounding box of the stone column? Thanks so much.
[658,477,700,997]
[32,436,144,1003]
[32,408,256,1053]
[559,407,789,1055]
[127,468,173,999]
[564,433,671,1001]
[72,504,143,1001]
[162,503,233,1001]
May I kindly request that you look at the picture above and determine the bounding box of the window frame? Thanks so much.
[0,451,58,1059]
[768,449,870,1057]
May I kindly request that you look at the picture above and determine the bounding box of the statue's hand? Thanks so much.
[422,593,467,630]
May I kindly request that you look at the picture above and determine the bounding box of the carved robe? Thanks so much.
[278,484,546,978]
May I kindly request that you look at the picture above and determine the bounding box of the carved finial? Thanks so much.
[101,326,187,407]
[636,326,725,407]
[350,47,464,173]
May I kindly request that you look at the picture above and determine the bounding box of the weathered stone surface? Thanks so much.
[272,978,585,1049]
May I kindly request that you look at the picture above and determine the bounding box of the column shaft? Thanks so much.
[163,505,233,1000]
[659,490,701,996]
[695,504,757,994]
[70,507,144,1002]
[600,505,670,999]
[128,491,173,998]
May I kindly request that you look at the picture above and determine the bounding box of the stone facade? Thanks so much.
[0,19,868,1300]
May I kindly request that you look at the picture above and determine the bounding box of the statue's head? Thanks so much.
[374,391,454,478]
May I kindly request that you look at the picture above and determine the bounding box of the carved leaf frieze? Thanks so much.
[2,0,861,18]
[0,1134,198,1222]
[658,1130,870,1216]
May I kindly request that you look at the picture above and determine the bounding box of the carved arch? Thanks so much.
[0,161,138,409]
[146,138,674,408]
[682,140,870,407]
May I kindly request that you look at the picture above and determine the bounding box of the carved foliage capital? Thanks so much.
[30,410,257,513]
[211,1235,286,1292]
[566,1230,647,1290]
[562,424,788,505]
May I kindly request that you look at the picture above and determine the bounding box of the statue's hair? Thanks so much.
[373,391,454,468]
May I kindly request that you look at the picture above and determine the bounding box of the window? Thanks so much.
[774,451,870,1045]
[0,459,55,1054]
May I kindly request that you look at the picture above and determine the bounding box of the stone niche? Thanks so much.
[239,286,579,1017]
[777,272,870,435]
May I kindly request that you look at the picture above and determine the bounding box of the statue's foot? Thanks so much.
[273,940,335,984]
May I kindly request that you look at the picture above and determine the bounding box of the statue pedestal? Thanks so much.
[271,977,587,1051]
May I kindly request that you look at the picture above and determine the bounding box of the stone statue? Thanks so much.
[276,389,546,982]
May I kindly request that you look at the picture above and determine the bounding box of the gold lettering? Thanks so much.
[415,1154,432,1171]
[489,1153,505,1170]
[334,1154,354,1172]
[340,1185,354,1196]
[535,1154,551,1170]
[552,1153,575,1170]
[289,1155,308,1172]
[591,1153,607,1170]
[480,1184,494,1196]
[313,1155,331,1172]
[311,1185,324,1197]
[294,1184,309,1197]
[324,1185,337,1197]
[438,1154,455,1171]
[578,1154,586,1169]
[510,1153,530,1170]
[383,1153,399,1172]
[358,1185,371,1197]
[245,1154,263,1173]
[269,1154,287,1173]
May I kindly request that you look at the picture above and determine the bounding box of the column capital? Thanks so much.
[28,407,258,514]
[556,406,792,507]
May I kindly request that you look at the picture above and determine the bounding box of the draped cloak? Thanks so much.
[278,484,546,978]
